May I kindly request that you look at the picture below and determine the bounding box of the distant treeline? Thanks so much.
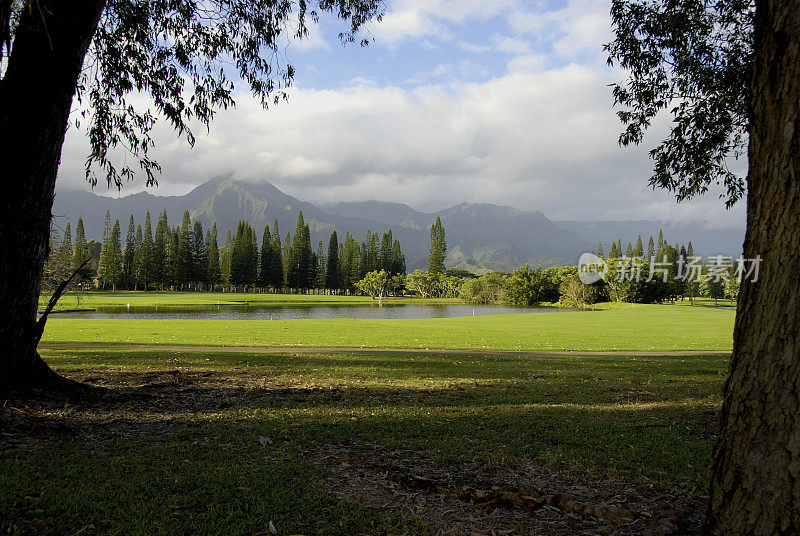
[44,209,406,293]
[459,228,741,306]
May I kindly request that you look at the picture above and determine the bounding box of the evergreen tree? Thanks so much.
[288,212,314,290]
[340,232,361,291]
[168,226,180,288]
[191,220,206,285]
[282,232,291,287]
[142,211,154,290]
[153,208,168,289]
[97,210,112,288]
[359,242,368,279]
[133,224,144,290]
[325,230,341,291]
[428,215,446,273]
[268,220,284,289]
[315,240,325,289]
[634,235,644,257]
[597,242,605,257]
[626,242,633,257]
[380,230,393,271]
[60,222,72,257]
[107,219,123,290]
[647,236,656,259]
[123,214,136,289]
[609,240,619,258]
[367,231,379,273]
[230,221,258,287]
[250,224,259,283]
[259,224,272,287]
[73,216,90,282]
[391,239,406,276]
[220,229,233,285]
[206,223,221,289]
[177,211,193,289]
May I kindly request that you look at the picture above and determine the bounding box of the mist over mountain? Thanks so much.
[53,178,745,272]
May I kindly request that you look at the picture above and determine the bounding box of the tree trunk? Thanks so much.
[705,0,800,533]
[0,0,105,393]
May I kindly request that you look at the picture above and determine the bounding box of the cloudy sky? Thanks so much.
[57,0,746,228]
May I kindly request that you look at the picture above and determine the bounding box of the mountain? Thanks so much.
[53,178,403,261]
[325,200,594,270]
[52,178,744,272]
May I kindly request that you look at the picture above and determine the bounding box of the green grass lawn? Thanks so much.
[42,303,734,351]
[40,290,461,312]
[2,348,726,535]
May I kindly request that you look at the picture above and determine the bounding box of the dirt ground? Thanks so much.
[1,369,707,536]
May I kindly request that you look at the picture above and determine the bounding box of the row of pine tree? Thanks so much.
[54,209,406,292]
[596,229,695,262]
[596,229,737,302]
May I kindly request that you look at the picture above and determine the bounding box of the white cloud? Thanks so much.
[508,0,613,61]
[368,0,518,44]
[491,35,531,55]
[57,61,746,228]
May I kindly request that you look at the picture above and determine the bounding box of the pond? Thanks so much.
[49,303,570,320]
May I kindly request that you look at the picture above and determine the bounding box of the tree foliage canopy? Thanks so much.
[605,0,754,207]
[1,0,383,189]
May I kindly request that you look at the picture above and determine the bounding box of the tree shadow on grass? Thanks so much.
[1,367,712,535]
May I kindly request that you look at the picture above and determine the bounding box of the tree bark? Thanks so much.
[705,0,800,533]
[0,0,105,393]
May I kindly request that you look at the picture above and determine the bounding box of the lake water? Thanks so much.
[50,303,568,320]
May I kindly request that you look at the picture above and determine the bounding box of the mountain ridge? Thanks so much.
[52,179,744,272]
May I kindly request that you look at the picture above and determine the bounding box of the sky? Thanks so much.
[56,0,747,228]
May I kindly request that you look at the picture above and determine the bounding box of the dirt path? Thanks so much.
[39,342,730,357]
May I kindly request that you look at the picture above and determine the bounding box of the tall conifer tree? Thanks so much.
[153,208,168,289]
[315,240,325,289]
[635,235,644,257]
[259,224,272,287]
[107,219,122,290]
[97,210,113,288]
[268,220,284,289]
[60,222,72,256]
[142,211,154,290]
[206,223,221,289]
[133,224,143,290]
[191,221,205,285]
[73,216,90,282]
[123,215,136,289]
[177,211,193,288]
[392,239,406,276]
[325,230,341,291]
[428,215,446,273]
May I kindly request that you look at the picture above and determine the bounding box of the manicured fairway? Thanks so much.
[2,348,725,535]
[42,303,735,351]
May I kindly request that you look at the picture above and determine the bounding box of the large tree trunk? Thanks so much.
[705,0,800,533]
[0,1,105,393]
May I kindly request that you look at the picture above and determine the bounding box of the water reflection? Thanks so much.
[50,303,570,320]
